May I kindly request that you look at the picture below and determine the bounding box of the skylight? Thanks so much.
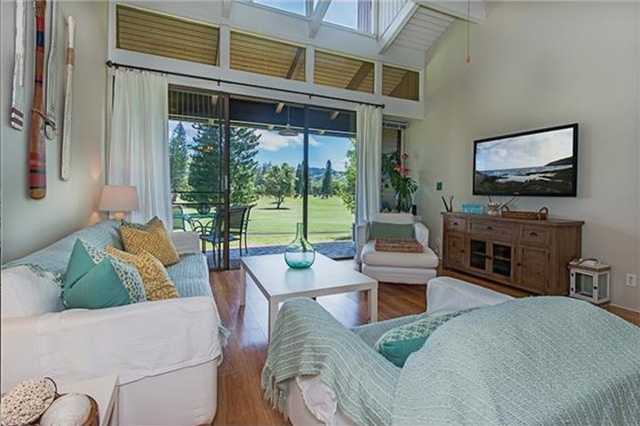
[253,0,307,16]
[314,0,372,33]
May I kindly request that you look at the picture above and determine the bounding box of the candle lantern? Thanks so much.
[568,258,610,305]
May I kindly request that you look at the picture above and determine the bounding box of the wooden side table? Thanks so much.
[57,375,119,426]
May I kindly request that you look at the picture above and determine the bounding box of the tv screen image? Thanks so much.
[473,124,578,196]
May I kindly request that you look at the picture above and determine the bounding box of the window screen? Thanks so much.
[382,65,420,101]
[314,50,374,93]
[116,5,219,66]
[230,31,306,81]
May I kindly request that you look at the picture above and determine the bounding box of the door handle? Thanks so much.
[486,226,494,231]
[529,231,538,237]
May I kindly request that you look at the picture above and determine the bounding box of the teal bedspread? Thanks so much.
[263,297,640,426]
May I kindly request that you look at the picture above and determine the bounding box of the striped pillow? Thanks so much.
[369,222,414,240]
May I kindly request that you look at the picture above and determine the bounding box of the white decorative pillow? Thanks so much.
[1,265,65,319]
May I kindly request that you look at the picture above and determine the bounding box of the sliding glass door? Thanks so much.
[169,86,230,270]
[169,88,357,270]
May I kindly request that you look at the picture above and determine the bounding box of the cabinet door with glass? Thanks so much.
[490,242,514,281]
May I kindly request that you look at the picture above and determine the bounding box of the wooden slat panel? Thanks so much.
[383,65,419,101]
[116,5,218,66]
[230,31,306,81]
[378,0,408,34]
[314,50,374,93]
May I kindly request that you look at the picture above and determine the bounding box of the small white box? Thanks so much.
[568,258,610,306]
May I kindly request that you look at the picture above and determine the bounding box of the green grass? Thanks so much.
[178,196,354,247]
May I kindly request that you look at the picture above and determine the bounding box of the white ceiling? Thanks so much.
[393,6,456,52]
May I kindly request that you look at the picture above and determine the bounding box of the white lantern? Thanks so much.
[568,258,611,305]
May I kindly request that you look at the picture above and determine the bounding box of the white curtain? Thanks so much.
[108,69,172,228]
[355,105,383,224]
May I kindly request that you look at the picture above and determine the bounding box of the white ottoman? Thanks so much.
[426,276,515,316]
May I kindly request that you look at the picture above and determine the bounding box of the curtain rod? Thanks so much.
[105,61,385,109]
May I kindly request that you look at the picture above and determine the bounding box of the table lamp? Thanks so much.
[98,185,139,220]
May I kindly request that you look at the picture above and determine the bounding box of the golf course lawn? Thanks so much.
[180,196,354,248]
[248,196,354,246]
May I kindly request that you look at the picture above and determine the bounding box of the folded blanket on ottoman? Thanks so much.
[263,296,640,426]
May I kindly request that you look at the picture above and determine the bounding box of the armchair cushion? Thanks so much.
[361,241,439,269]
[369,222,414,240]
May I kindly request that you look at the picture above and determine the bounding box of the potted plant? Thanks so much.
[390,154,418,213]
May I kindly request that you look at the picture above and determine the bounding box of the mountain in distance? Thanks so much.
[545,156,573,167]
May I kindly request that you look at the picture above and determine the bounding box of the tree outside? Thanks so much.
[169,121,356,248]
[169,123,189,201]
[262,163,296,209]
[321,160,333,198]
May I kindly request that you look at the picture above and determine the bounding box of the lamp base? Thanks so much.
[113,212,125,220]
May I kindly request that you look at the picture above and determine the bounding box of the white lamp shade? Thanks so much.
[99,185,140,213]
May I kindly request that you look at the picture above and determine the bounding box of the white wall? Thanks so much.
[1,1,108,262]
[407,1,640,310]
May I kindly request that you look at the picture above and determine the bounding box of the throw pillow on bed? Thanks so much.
[368,222,414,240]
[120,217,180,266]
[374,309,474,367]
[64,239,146,309]
[106,247,179,301]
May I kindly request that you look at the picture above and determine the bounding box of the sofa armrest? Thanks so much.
[414,222,430,247]
[355,222,370,264]
[171,231,200,255]
[426,277,515,316]
[1,297,222,389]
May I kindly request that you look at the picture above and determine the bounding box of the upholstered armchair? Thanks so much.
[355,213,439,284]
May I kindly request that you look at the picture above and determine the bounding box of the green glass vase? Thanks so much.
[284,223,316,269]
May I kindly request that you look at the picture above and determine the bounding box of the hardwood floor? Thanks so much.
[209,266,639,425]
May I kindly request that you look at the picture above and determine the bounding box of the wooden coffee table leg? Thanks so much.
[369,287,378,322]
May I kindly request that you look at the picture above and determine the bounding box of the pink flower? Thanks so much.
[402,167,411,176]
[402,153,409,160]
[393,165,401,172]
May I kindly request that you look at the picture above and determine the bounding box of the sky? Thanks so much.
[254,0,360,30]
[170,121,353,172]
[475,127,575,172]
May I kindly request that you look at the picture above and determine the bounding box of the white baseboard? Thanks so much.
[608,303,640,313]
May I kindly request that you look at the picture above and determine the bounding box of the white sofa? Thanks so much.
[286,276,515,426]
[355,213,439,284]
[1,221,224,426]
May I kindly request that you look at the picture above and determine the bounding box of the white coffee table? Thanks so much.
[240,253,378,339]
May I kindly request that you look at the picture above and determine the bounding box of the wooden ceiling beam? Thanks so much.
[309,0,332,38]
[221,0,233,18]
[275,47,305,114]
[346,62,374,91]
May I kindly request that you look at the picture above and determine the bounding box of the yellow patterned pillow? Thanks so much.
[120,219,180,266]
[106,247,179,301]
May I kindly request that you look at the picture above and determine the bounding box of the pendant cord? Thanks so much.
[466,0,471,64]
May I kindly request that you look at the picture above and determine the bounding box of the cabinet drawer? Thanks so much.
[519,226,549,246]
[469,221,514,241]
[445,216,466,232]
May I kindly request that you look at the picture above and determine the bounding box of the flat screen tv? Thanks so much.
[473,124,578,197]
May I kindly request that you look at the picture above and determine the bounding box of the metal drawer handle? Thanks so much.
[529,231,538,237]
[486,226,494,231]
[453,222,459,226]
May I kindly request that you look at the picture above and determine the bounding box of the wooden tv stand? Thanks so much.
[442,213,584,295]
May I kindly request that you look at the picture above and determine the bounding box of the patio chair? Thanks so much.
[199,207,244,268]
[172,205,188,231]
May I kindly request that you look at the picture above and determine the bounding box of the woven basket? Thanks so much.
[501,206,549,221]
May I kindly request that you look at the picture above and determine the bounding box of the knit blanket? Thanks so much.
[394,296,640,426]
[261,298,401,426]
[263,297,640,426]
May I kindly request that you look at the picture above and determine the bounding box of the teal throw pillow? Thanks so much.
[374,309,474,367]
[64,239,146,309]
[369,222,414,240]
